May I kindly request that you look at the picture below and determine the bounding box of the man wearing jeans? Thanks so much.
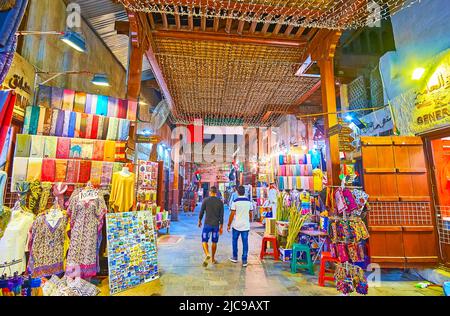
[227,186,253,267]
[199,186,224,267]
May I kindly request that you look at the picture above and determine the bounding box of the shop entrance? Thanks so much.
[425,130,450,267]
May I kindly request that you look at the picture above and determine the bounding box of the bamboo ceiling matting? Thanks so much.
[118,0,419,30]
[153,37,319,126]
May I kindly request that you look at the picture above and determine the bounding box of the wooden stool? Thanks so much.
[318,252,339,287]
[290,243,314,275]
[260,235,279,260]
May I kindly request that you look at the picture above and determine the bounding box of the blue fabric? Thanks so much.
[202,224,220,243]
[68,111,76,138]
[278,155,284,165]
[28,106,40,135]
[96,95,108,116]
[309,149,321,169]
[232,228,249,262]
[0,171,6,213]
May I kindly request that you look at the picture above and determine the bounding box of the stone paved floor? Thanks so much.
[99,206,444,296]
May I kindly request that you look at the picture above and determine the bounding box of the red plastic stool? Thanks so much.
[260,235,279,261]
[318,252,339,287]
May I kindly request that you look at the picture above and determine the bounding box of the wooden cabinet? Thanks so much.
[361,136,439,268]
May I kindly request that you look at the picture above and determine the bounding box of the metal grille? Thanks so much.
[368,201,433,226]
[348,75,369,112]
[436,206,450,245]
[370,65,384,107]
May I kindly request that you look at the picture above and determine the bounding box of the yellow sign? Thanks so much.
[413,52,450,134]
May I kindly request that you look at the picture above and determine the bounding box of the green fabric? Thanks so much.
[29,106,40,135]
[14,134,31,157]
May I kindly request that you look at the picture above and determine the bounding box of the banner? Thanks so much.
[360,106,394,136]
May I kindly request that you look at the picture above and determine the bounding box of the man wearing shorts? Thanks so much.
[198,186,224,267]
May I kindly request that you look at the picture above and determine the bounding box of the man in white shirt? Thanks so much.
[227,186,253,267]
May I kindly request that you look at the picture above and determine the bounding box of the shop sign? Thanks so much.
[339,135,355,143]
[328,124,342,137]
[136,134,161,144]
[411,50,450,134]
[360,106,394,136]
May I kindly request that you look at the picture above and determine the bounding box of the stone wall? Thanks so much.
[19,0,127,98]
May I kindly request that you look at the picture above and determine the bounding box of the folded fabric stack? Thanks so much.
[36,85,137,121]
[42,275,100,296]
[23,105,130,141]
[278,176,314,191]
[277,164,313,177]
[278,154,313,166]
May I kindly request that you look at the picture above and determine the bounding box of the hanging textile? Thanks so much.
[42,106,53,135]
[85,94,93,114]
[107,97,119,118]
[43,136,57,158]
[78,160,92,183]
[0,91,16,155]
[73,91,86,113]
[90,115,99,139]
[51,86,63,109]
[90,161,102,186]
[66,188,107,278]
[85,114,93,139]
[23,105,32,134]
[27,158,43,182]
[41,158,56,182]
[28,212,69,278]
[53,183,68,209]
[11,157,27,188]
[36,107,46,135]
[65,160,80,183]
[55,160,67,182]
[54,109,65,137]
[126,100,137,121]
[110,171,136,212]
[104,140,116,162]
[117,99,127,119]
[74,112,81,138]
[96,95,108,116]
[79,113,88,138]
[96,116,104,140]
[56,137,70,159]
[62,110,71,137]
[106,117,119,140]
[102,117,109,139]
[37,85,51,108]
[14,134,31,157]
[28,180,41,213]
[115,142,126,162]
[117,119,130,141]
[80,139,94,160]
[38,182,52,212]
[0,170,6,213]
[69,138,83,159]
[92,140,104,161]
[101,162,113,186]
[30,135,45,158]
[67,111,76,138]
[62,89,75,111]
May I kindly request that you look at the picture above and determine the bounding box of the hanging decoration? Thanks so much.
[118,0,419,30]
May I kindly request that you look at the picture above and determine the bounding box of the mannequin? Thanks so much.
[110,165,136,212]
[120,167,131,176]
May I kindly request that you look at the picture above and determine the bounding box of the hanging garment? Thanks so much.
[114,142,126,162]
[28,180,42,214]
[37,85,51,108]
[92,140,105,161]
[56,138,70,159]
[117,99,127,119]
[53,183,68,209]
[62,110,71,137]
[49,109,58,135]
[117,119,130,141]
[342,188,358,213]
[41,159,56,182]
[335,188,348,214]
[28,106,40,136]
[65,160,80,183]
[96,116,104,140]
[90,115,99,139]
[107,96,119,118]
[95,95,108,116]
[27,158,42,182]
[66,188,107,278]
[54,109,65,137]
[278,177,284,190]
[51,86,63,109]
[85,94,93,114]
[28,212,69,278]
[102,117,109,140]
[90,161,102,186]
[36,106,46,135]
[85,114,93,139]
[30,135,45,158]
[0,208,34,276]
[62,89,75,111]
[78,161,92,183]
[14,134,31,157]
[73,92,87,113]
[55,160,68,183]
[74,112,82,138]
[38,183,53,213]
[103,140,116,162]
[22,105,32,134]
[106,117,119,140]
[11,157,28,189]
[79,113,88,138]
[100,162,113,186]
[42,106,53,136]
[126,100,137,121]
[313,169,324,192]
[67,112,76,138]
[110,171,136,212]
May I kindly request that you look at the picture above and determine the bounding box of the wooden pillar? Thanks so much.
[320,58,340,185]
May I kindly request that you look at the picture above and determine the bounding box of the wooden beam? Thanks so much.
[174,6,181,30]
[272,17,284,36]
[249,13,260,34]
[295,27,306,38]
[213,15,219,32]
[225,12,233,34]
[152,29,307,47]
[188,12,194,31]
[114,21,129,35]
[161,12,168,29]
[260,16,271,35]
[284,24,294,37]
[237,17,245,35]
[147,13,156,29]
[201,8,207,31]
[126,12,144,100]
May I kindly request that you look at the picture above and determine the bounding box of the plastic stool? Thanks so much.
[291,243,314,275]
[260,235,279,260]
[318,251,339,287]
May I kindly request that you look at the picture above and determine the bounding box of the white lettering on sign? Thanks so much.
[67,3,81,29]
[367,1,382,28]
[80,189,99,202]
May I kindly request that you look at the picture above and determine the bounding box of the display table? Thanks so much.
[299,230,328,264]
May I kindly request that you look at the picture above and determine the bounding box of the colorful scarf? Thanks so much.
[96,95,108,116]
[113,162,123,174]
[39,182,53,212]
[49,109,59,135]
[117,119,130,141]
[78,161,92,183]
[41,158,56,182]
[69,138,83,159]
[53,183,68,209]
[115,142,126,162]
[90,161,102,186]
[65,160,80,183]
[62,110,71,137]
[102,117,109,140]
[11,157,28,189]
[27,158,43,182]
[127,100,137,121]
[90,94,98,115]
[36,106,46,135]
[80,113,88,138]
[91,115,99,139]
[56,138,70,159]
[92,140,105,161]
[68,111,77,138]
[28,180,42,214]
[22,106,32,134]
[117,99,127,119]
[85,114,93,139]
[15,134,31,157]
[55,160,68,182]
[30,135,45,158]
[96,116,104,140]
[104,140,116,162]
[42,106,53,135]
[29,105,40,135]
[37,85,51,108]
[54,109,65,137]
[62,89,75,111]
[101,162,113,186]
[81,139,94,159]
[106,117,119,140]
[85,94,93,114]
[107,97,119,118]
[51,86,64,109]
[74,112,82,138]
[73,92,87,113]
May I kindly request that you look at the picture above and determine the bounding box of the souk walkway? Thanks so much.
[99,206,444,296]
